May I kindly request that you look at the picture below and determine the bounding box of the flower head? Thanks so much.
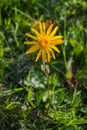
[24,21,63,62]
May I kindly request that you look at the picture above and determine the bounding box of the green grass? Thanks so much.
[0,0,87,129]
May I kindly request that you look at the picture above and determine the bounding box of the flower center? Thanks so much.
[40,37,49,48]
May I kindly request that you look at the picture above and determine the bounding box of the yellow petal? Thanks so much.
[35,50,41,62]
[31,28,42,39]
[47,50,51,62]
[48,47,55,59]
[51,36,63,40]
[51,45,60,53]
[39,22,44,35]
[24,41,38,44]
[42,49,46,62]
[47,24,53,35]
[26,44,39,54]
[50,26,58,37]
[43,22,45,33]
[51,39,64,45]
[26,33,39,41]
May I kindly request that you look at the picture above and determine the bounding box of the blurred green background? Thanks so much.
[0,0,87,129]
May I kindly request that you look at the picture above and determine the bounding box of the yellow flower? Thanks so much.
[24,21,63,62]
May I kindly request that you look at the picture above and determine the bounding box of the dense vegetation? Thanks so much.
[0,0,87,129]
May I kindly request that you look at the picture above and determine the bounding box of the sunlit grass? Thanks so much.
[0,0,87,130]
